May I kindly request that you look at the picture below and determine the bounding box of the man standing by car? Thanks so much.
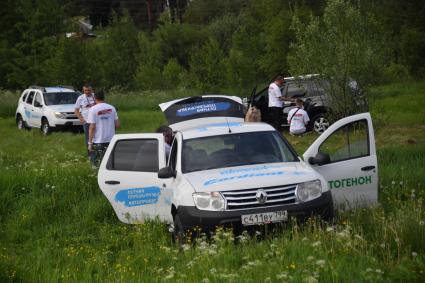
[87,90,120,167]
[267,76,291,131]
[288,98,310,135]
[74,85,95,155]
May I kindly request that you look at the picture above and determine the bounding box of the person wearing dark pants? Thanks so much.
[266,75,292,131]
[87,90,120,167]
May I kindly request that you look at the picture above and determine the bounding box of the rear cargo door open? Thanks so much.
[98,134,173,224]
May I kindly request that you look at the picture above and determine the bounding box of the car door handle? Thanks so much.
[105,180,120,185]
[361,166,375,171]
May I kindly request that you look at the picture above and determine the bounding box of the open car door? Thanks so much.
[98,134,173,224]
[303,113,378,208]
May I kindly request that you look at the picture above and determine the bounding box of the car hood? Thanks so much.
[45,104,76,112]
[183,162,320,192]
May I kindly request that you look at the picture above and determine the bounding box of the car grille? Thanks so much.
[221,184,297,211]
[64,112,78,119]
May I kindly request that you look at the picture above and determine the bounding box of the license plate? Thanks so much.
[241,210,288,226]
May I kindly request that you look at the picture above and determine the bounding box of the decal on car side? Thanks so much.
[115,186,161,207]
[328,175,372,189]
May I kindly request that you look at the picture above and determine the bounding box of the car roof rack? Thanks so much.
[29,85,46,92]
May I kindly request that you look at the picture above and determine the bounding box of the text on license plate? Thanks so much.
[241,211,288,226]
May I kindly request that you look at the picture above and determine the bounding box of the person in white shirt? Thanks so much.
[287,98,310,135]
[87,90,120,166]
[74,85,96,155]
[266,76,292,131]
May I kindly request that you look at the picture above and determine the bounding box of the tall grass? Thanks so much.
[0,82,424,282]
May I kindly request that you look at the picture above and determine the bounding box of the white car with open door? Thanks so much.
[98,95,378,238]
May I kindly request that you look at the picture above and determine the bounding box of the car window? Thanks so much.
[107,139,159,172]
[26,91,35,105]
[286,82,307,98]
[22,92,28,102]
[318,119,369,163]
[182,131,298,173]
[43,92,79,105]
[34,93,43,107]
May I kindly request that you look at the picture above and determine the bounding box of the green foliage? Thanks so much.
[189,39,227,91]
[98,12,140,89]
[289,0,388,116]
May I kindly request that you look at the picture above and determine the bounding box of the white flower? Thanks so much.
[412,252,418,258]
[209,268,217,273]
[307,256,315,261]
[312,241,321,247]
[304,275,318,283]
[419,220,425,226]
[276,272,288,279]
[315,259,326,268]
[326,226,334,232]
[202,278,210,283]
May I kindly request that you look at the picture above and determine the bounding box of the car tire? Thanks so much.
[172,214,186,246]
[16,115,27,130]
[311,113,330,134]
[41,118,51,135]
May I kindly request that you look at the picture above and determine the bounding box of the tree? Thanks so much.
[288,0,387,117]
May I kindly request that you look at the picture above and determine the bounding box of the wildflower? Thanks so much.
[304,275,318,283]
[276,272,288,279]
[391,181,395,185]
[202,278,210,283]
[290,263,296,269]
[307,256,315,261]
[412,252,418,258]
[375,269,383,274]
[312,241,321,247]
[380,243,385,248]
[45,184,50,188]
[326,226,334,232]
[315,259,326,268]
[209,268,217,273]
[419,220,425,226]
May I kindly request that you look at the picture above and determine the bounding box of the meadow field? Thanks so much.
[0,82,424,282]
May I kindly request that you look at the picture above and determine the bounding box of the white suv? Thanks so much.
[15,86,82,135]
[97,95,378,239]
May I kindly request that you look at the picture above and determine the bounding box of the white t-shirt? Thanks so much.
[288,107,310,134]
[87,102,118,143]
[268,82,283,107]
[74,94,96,120]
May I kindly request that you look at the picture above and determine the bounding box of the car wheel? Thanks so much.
[16,115,26,130]
[172,215,186,246]
[312,113,330,134]
[41,119,51,135]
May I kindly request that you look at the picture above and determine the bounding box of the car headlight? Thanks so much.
[296,180,322,202]
[193,192,225,211]
[54,112,67,119]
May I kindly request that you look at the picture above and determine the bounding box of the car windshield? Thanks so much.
[182,131,298,173]
[43,92,79,105]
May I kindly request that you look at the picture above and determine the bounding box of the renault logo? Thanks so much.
[256,189,267,204]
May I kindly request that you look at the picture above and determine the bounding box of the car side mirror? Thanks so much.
[308,152,331,166]
[158,166,175,179]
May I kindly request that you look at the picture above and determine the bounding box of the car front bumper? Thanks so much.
[177,191,333,234]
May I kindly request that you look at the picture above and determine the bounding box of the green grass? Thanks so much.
[0,82,424,282]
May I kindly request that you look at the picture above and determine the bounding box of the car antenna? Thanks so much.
[225,117,232,133]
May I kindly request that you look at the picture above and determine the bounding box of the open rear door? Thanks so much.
[159,95,244,131]
[98,133,173,223]
[303,113,378,208]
